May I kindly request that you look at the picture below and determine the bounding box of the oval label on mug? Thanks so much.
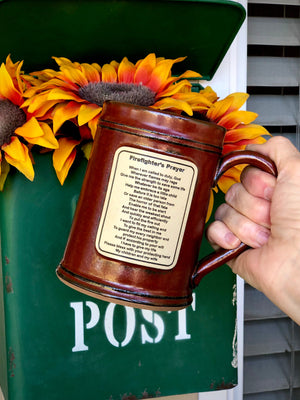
[95,147,198,270]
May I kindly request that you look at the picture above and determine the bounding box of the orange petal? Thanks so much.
[200,86,219,103]
[118,57,136,83]
[60,65,88,87]
[153,97,193,116]
[134,53,157,85]
[15,117,58,149]
[53,101,81,133]
[88,116,100,139]
[102,64,117,83]
[218,111,258,130]
[53,137,80,173]
[158,80,192,98]
[0,63,23,105]
[55,148,77,185]
[224,92,249,114]
[48,88,83,102]
[225,124,270,143]
[0,158,10,191]
[78,103,101,126]
[33,121,59,149]
[205,190,215,223]
[206,97,233,122]
[3,137,34,181]
[81,63,101,82]
[146,59,176,93]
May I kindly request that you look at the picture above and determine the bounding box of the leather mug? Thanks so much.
[56,101,277,310]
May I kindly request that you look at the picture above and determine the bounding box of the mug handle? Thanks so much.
[191,150,277,288]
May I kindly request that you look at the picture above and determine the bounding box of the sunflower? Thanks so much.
[23,53,215,184]
[200,87,270,221]
[0,55,59,190]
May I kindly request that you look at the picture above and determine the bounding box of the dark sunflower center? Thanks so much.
[78,82,156,108]
[0,100,27,147]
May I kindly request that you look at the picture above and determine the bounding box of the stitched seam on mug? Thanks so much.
[58,265,190,301]
[99,121,223,154]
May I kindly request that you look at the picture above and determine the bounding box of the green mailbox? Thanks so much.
[0,1,245,399]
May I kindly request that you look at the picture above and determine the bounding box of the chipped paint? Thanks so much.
[5,274,13,294]
[231,283,238,368]
[8,347,16,378]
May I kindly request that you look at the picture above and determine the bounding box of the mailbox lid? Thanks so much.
[0,0,245,80]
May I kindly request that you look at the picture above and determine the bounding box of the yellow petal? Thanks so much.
[0,158,10,191]
[78,103,101,126]
[15,116,45,139]
[225,124,270,143]
[134,53,157,85]
[53,137,80,172]
[0,63,23,105]
[88,116,100,139]
[153,97,193,116]
[102,64,117,83]
[55,148,77,185]
[200,86,218,103]
[158,80,192,98]
[205,190,215,223]
[81,141,93,160]
[81,63,100,82]
[224,92,249,113]
[206,97,233,122]
[48,88,83,102]
[3,137,34,180]
[35,122,59,149]
[53,101,81,133]
[118,57,136,83]
[218,111,258,129]
[15,118,58,149]
[60,65,88,87]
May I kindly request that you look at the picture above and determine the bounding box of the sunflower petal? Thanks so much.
[81,63,100,82]
[0,158,10,191]
[53,137,80,173]
[225,124,270,143]
[218,110,258,129]
[205,190,215,223]
[134,53,157,85]
[48,88,83,102]
[154,97,193,116]
[3,137,34,180]
[53,101,81,133]
[206,97,233,122]
[78,103,101,126]
[158,80,192,98]
[55,148,77,185]
[0,63,23,105]
[60,65,88,87]
[118,57,136,83]
[102,64,117,83]
[225,92,249,113]
[146,59,177,92]
[35,122,59,149]
[88,116,100,139]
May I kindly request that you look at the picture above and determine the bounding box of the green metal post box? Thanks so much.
[0,1,245,398]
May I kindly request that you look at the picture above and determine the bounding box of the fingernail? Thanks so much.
[256,230,270,246]
[225,232,240,247]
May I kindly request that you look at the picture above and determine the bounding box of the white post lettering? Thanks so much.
[141,310,165,344]
[104,304,136,347]
[70,301,100,352]
[175,293,196,341]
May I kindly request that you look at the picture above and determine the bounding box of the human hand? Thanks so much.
[207,136,300,324]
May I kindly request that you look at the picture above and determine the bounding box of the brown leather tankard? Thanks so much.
[56,101,277,310]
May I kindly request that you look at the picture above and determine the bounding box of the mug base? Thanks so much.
[56,264,192,311]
